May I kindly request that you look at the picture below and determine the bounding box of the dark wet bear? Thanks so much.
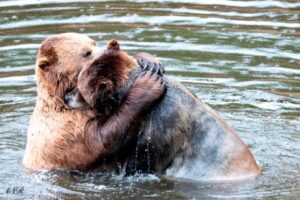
[67,40,260,180]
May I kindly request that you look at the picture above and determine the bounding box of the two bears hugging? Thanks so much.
[23,33,260,180]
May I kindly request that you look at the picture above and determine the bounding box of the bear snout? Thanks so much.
[64,88,89,109]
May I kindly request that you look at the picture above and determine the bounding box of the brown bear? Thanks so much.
[66,40,261,180]
[23,33,165,171]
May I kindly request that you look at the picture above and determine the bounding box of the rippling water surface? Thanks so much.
[0,0,300,199]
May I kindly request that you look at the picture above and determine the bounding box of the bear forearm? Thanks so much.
[96,105,135,155]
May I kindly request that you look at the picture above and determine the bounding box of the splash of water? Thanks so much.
[146,112,154,173]
[134,130,143,172]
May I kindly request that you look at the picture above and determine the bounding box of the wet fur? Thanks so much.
[76,41,261,180]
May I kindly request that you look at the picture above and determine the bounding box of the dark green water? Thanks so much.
[0,0,299,199]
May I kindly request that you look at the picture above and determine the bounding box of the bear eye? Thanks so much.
[82,50,92,58]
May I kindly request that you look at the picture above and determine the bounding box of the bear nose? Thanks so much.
[64,89,77,104]
[64,88,89,109]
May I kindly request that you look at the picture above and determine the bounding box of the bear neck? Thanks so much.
[35,67,72,112]
[115,67,141,103]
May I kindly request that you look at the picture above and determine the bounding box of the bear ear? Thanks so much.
[107,39,120,51]
[38,57,51,71]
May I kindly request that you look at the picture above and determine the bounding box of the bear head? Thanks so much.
[65,39,139,115]
[35,33,101,109]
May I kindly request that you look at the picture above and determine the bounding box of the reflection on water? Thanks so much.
[0,0,299,199]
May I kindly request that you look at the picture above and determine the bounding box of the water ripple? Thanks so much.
[0,0,299,199]
[1,14,300,30]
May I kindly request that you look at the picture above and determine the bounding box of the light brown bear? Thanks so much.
[23,33,165,170]
[67,40,261,180]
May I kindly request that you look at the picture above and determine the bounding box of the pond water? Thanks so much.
[0,0,299,199]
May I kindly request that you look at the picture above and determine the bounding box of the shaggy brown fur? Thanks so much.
[23,33,165,170]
